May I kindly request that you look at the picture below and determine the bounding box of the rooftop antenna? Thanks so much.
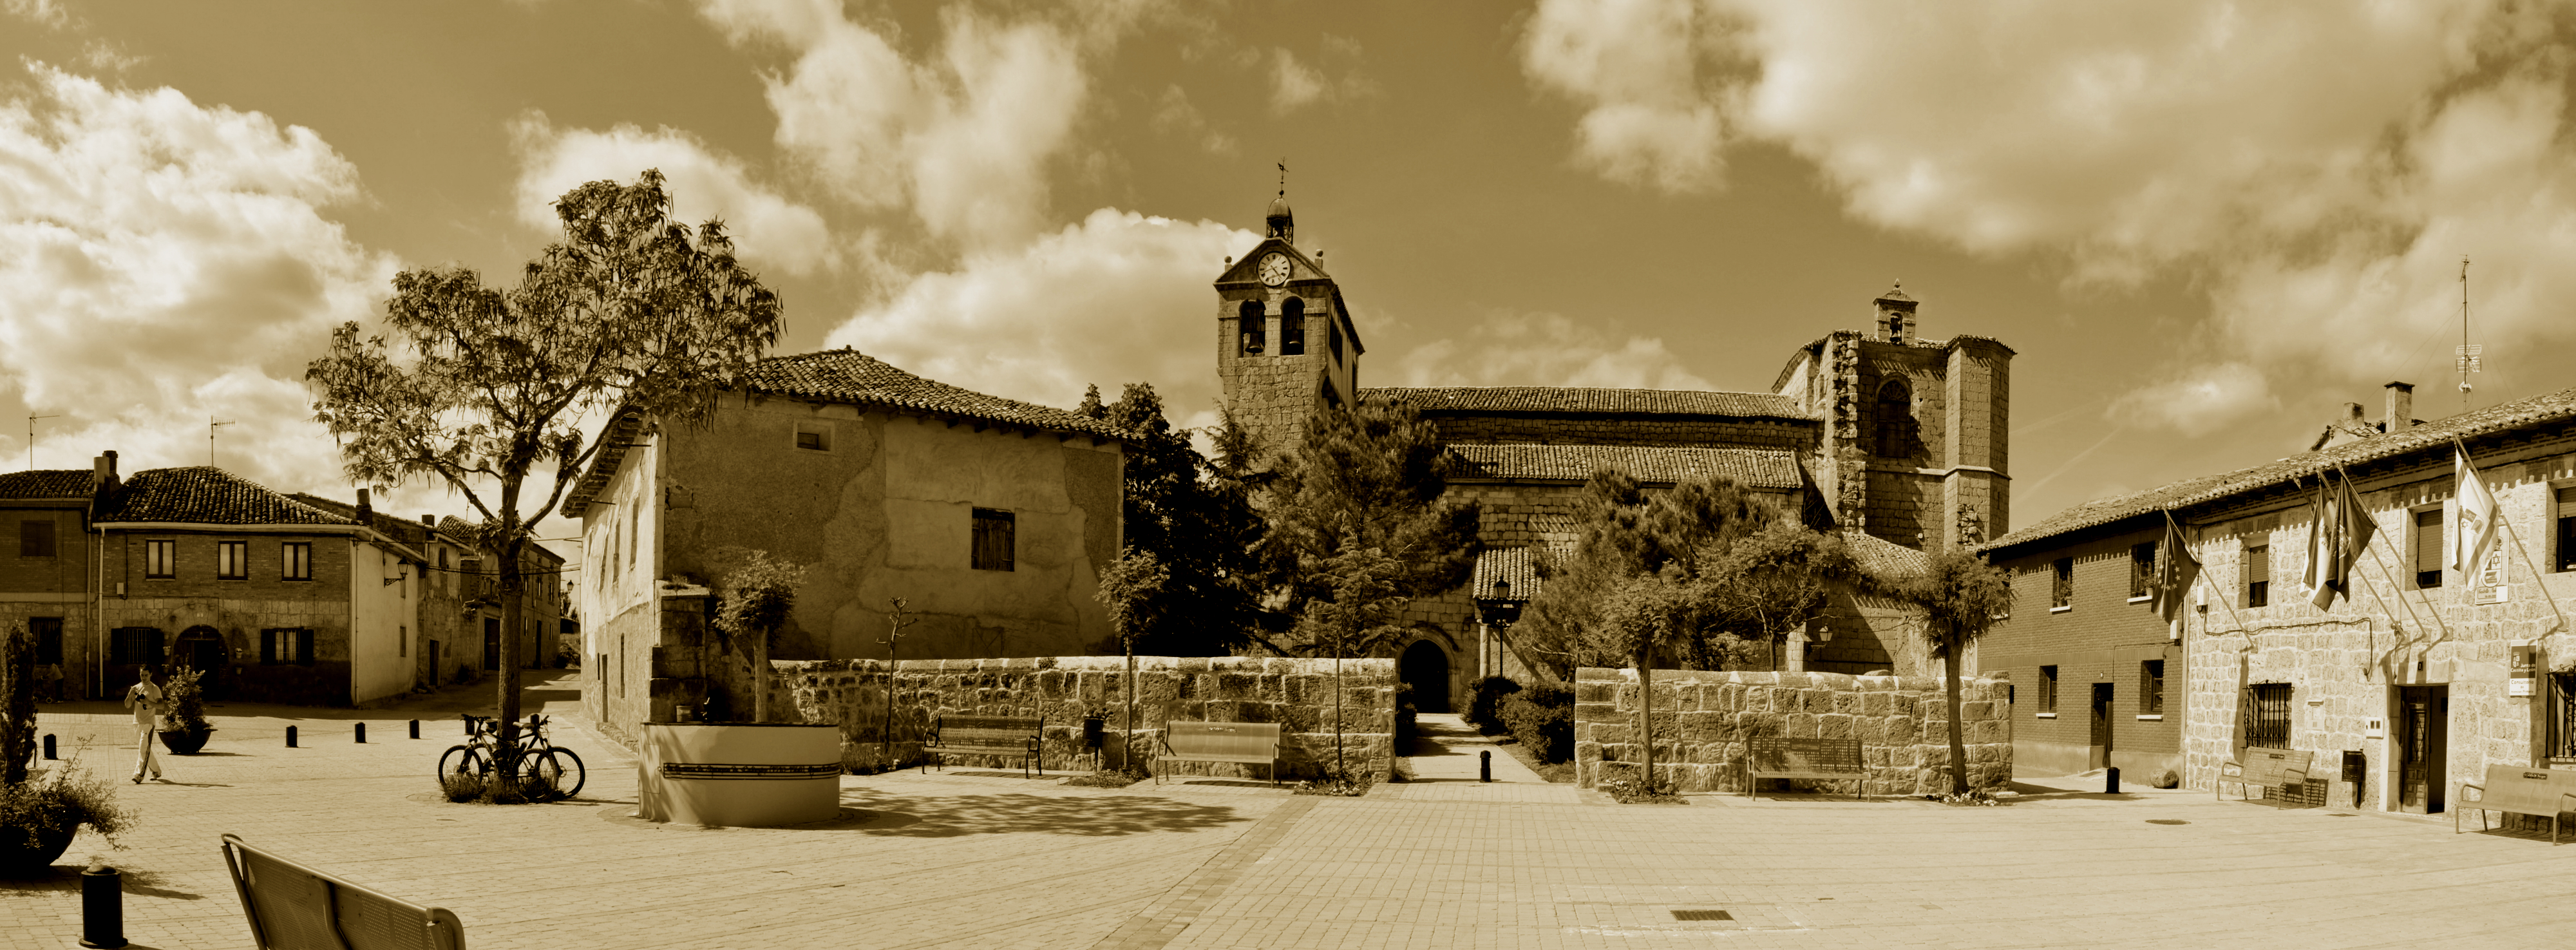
[26,414,57,471]
[2455,256,2479,411]
[209,416,236,466]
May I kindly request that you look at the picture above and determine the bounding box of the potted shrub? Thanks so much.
[156,666,216,755]
[0,746,135,877]
[638,548,839,828]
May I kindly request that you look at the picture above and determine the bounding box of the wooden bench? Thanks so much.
[1155,721,1282,787]
[2217,748,2314,802]
[1743,737,1865,801]
[922,714,1043,777]
[221,833,466,949]
[2457,765,2576,844]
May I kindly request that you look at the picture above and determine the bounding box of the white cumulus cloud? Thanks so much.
[509,114,837,277]
[1392,312,1716,392]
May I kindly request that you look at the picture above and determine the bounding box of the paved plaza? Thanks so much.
[5,674,2571,949]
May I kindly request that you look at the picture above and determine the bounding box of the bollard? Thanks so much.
[2105,766,2120,794]
[79,864,126,948]
[43,734,57,760]
[285,725,298,748]
[1480,750,1492,783]
[355,723,366,744]
[409,719,420,740]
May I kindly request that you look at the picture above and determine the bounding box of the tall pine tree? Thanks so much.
[1263,399,1480,654]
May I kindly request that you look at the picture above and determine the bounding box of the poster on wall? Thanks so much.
[2508,645,2536,697]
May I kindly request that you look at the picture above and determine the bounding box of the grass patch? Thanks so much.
[1062,768,1144,788]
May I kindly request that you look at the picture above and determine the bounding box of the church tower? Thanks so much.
[1215,188,1363,464]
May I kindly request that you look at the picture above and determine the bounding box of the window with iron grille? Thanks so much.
[2244,544,2269,608]
[263,627,315,666]
[19,517,53,558]
[2557,487,2576,573]
[216,540,248,580]
[2140,660,2164,714]
[2554,672,2576,760]
[280,542,311,581]
[32,617,62,665]
[144,539,176,578]
[2050,558,2073,609]
[110,627,164,666]
[2039,665,2058,714]
[972,508,1015,571]
[2414,508,2443,589]
[2245,683,2293,749]
[2130,543,2155,599]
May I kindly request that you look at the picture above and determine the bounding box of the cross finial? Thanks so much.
[1278,159,1287,196]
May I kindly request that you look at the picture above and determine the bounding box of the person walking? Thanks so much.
[125,665,164,783]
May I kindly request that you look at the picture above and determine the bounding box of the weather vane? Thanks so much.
[1277,159,1287,196]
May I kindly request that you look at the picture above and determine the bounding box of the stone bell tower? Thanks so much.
[1215,187,1364,466]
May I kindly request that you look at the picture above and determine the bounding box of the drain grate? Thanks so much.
[1671,910,1734,921]
[2145,819,2190,825]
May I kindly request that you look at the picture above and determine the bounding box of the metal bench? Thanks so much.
[1743,737,1865,800]
[921,714,1043,777]
[2217,748,2314,802]
[221,833,466,950]
[2458,765,2576,844]
[1155,721,1282,786]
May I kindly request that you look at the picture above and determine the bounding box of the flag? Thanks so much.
[2306,473,2377,611]
[2451,447,2500,582]
[2152,511,2201,625]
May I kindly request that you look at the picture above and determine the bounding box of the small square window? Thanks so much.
[263,627,314,666]
[281,542,312,581]
[972,508,1015,571]
[217,540,248,580]
[19,518,55,558]
[793,422,833,452]
[145,540,176,579]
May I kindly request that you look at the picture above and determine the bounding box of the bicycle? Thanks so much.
[435,714,583,802]
[519,714,585,800]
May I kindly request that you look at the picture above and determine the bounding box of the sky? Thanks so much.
[5,0,2576,556]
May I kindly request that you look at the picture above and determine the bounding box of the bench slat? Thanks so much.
[1742,737,1865,801]
[2217,749,2315,801]
[1157,721,1282,786]
[223,834,462,950]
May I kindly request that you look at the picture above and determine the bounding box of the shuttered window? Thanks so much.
[2130,543,2155,598]
[2244,545,2269,608]
[111,627,164,666]
[2556,487,2576,573]
[2414,508,2443,589]
[972,508,1015,571]
[2050,558,2073,609]
[263,628,314,666]
[19,518,53,558]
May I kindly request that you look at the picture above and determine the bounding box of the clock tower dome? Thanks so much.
[1215,187,1362,466]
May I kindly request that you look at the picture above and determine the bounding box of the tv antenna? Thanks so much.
[26,415,57,471]
[2455,256,2479,411]
[209,417,236,466]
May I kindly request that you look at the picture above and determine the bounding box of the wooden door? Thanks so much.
[483,618,501,671]
[2398,686,2450,814]
[2089,683,2113,770]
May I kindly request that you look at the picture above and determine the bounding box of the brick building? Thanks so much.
[287,497,569,690]
[1978,382,2576,810]
[1217,193,2012,709]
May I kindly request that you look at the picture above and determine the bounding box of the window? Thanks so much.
[1873,380,1914,457]
[972,508,1015,571]
[2039,666,2058,714]
[399,625,407,658]
[2244,544,2269,608]
[110,627,164,666]
[2140,660,2164,715]
[32,618,62,665]
[1279,297,1305,356]
[2556,487,2576,572]
[2414,508,2443,589]
[19,518,53,558]
[281,542,312,581]
[2245,683,2293,749]
[1236,300,1265,355]
[216,540,248,580]
[2050,558,2073,610]
[794,421,832,452]
[462,558,486,601]
[437,546,449,570]
[144,539,176,578]
[2130,542,2155,600]
[2552,672,2576,760]
[263,628,315,666]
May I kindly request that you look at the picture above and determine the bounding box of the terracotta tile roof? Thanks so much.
[285,493,448,547]
[1365,386,1814,421]
[1844,531,1930,583]
[743,350,1129,440]
[1449,442,1801,488]
[99,468,351,526]
[0,470,95,499]
[1981,385,2576,555]
[1471,546,1546,602]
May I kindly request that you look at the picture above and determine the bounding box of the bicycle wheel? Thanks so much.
[522,750,567,802]
[437,745,491,779]
[544,748,585,801]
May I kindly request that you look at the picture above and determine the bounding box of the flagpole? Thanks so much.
[2297,470,2418,675]
[2335,460,2454,647]
[2451,432,2570,640]
[2170,508,2253,636]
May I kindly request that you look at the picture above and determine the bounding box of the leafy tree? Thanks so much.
[1294,532,1412,781]
[1595,567,1695,793]
[1523,471,1784,673]
[1077,384,1267,654]
[1264,399,1479,653]
[1692,520,1857,669]
[1892,546,2012,795]
[710,547,808,723]
[1094,547,1170,762]
[1,625,31,788]
[307,169,782,778]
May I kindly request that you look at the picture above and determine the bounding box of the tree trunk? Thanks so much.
[753,631,770,723]
[2,625,32,787]
[497,537,526,785]
[1944,643,1969,796]
[1636,651,1655,793]
[1124,637,1137,772]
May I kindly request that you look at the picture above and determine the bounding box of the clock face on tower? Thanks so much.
[1258,252,1291,287]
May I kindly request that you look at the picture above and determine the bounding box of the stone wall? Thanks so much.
[1574,667,2012,795]
[756,655,1399,781]
[1423,414,1814,450]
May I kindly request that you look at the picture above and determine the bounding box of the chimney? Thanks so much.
[421,514,435,526]
[2383,381,2414,434]
[354,488,373,526]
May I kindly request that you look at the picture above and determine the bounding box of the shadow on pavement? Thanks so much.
[840,789,1244,838]
[0,866,206,901]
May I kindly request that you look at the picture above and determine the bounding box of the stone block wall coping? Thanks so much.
[772,655,1395,677]
[1575,667,2004,696]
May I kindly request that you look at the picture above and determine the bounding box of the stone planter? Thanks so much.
[638,723,840,827]
[0,824,77,878]
[158,727,214,755]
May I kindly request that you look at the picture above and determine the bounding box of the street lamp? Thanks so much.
[1474,578,1527,682]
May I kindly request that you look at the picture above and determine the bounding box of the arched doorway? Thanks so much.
[173,625,227,699]
[1399,640,1452,713]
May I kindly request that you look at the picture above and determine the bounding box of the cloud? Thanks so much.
[823,208,1257,432]
[1151,84,1235,155]
[0,63,395,494]
[78,40,144,74]
[1392,312,1716,392]
[509,114,837,276]
[1519,1,2576,436]
[695,0,1094,251]
[3,0,71,29]
[1268,35,1376,115]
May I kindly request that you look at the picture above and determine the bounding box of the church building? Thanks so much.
[1214,191,2016,710]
